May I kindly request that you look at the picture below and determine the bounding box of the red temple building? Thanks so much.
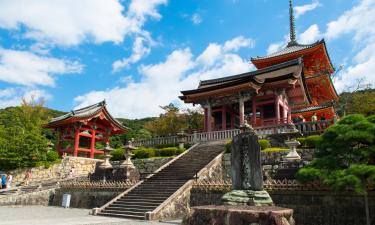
[180,0,338,132]
[44,101,128,158]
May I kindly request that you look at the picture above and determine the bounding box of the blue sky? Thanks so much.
[0,0,374,118]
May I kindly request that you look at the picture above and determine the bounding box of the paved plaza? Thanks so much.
[0,206,181,225]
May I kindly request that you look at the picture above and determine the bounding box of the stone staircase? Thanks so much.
[97,141,225,220]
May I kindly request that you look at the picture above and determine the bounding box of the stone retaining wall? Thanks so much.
[7,157,99,185]
[53,189,123,208]
[222,149,315,181]
[190,188,375,225]
[112,157,173,176]
[7,156,173,186]
[0,188,56,206]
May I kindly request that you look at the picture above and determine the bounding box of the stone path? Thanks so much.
[0,206,181,225]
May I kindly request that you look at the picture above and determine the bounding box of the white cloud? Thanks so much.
[299,24,322,44]
[191,13,202,25]
[0,0,167,71]
[267,42,284,55]
[294,1,320,19]
[223,36,255,52]
[112,36,152,71]
[0,87,51,109]
[0,0,127,46]
[266,24,322,55]
[74,36,255,118]
[326,0,375,92]
[0,49,83,87]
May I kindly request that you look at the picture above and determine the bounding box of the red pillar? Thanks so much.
[73,128,80,157]
[204,108,208,132]
[230,112,235,129]
[252,99,257,126]
[222,106,226,130]
[275,95,280,124]
[56,129,62,156]
[207,105,212,132]
[239,97,245,126]
[90,129,96,159]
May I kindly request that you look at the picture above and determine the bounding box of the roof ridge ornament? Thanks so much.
[288,0,298,47]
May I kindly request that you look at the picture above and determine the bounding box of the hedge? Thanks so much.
[224,139,270,153]
[259,139,271,150]
[305,135,321,148]
[111,147,185,160]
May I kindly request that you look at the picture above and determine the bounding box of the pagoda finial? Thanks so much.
[288,0,297,46]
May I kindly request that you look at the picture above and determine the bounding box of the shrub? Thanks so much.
[259,139,271,150]
[158,147,178,157]
[154,143,177,149]
[305,135,321,148]
[46,150,59,162]
[297,137,306,148]
[261,147,289,153]
[133,148,155,159]
[110,148,125,161]
[225,140,232,153]
[176,148,186,155]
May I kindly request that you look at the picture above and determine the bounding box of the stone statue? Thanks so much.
[222,124,273,206]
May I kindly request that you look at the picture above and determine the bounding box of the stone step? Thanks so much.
[121,196,168,201]
[117,196,165,203]
[97,212,144,220]
[112,201,161,207]
[125,193,172,198]
[102,209,146,216]
[106,206,156,211]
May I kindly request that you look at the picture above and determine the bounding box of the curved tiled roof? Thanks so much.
[251,40,324,61]
[198,58,303,89]
[46,100,128,131]
[291,102,334,114]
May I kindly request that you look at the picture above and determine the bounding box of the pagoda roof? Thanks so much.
[180,58,311,104]
[251,40,324,61]
[291,102,334,114]
[198,58,303,89]
[44,101,128,132]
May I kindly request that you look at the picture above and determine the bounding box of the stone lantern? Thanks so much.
[284,139,301,162]
[99,142,113,169]
[115,139,140,181]
[120,140,136,169]
[177,130,186,150]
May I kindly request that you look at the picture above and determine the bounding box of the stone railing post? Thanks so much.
[193,131,198,143]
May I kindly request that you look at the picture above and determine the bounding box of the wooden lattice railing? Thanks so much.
[60,180,137,190]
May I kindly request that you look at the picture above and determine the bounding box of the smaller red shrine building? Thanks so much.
[44,101,128,158]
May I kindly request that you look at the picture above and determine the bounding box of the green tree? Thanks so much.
[297,114,375,225]
[0,98,57,170]
[145,103,187,136]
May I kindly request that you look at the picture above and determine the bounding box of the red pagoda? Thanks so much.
[44,101,128,158]
[179,0,338,132]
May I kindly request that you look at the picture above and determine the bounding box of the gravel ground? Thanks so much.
[0,206,181,225]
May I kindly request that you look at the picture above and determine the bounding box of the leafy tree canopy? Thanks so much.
[297,114,375,194]
[144,104,204,136]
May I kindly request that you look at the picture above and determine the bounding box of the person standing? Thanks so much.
[1,174,7,189]
[311,113,318,131]
[24,170,32,186]
[311,113,318,122]
[6,174,12,189]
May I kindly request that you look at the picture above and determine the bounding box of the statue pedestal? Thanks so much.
[112,166,140,181]
[221,190,273,206]
[182,205,295,225]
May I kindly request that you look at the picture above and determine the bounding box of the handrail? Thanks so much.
[133,120,333,148]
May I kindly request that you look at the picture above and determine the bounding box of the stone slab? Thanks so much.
[182,205,294,225]
[221,190,274,206]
